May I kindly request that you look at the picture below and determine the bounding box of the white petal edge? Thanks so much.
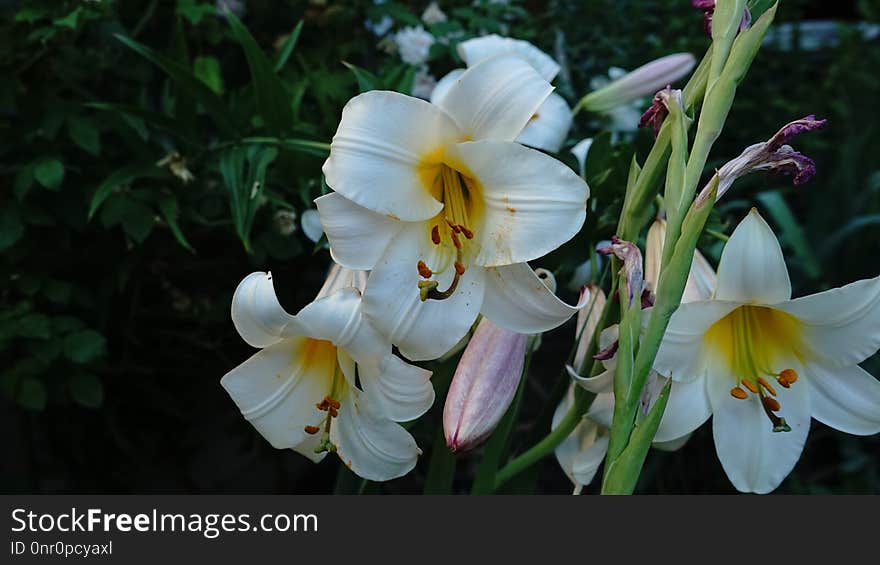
[481,263,589,334]
[776,275,880,368]
[457,34,560,81]
[231,272,298,348]
[654,374,712,442]
[714,209,792,304]
[515,93,573,153]
[330,390,420,481]
[358,354,435,423]
[300,209,324,243]
[322,90,460,222]
[438,55,553,141]
[315,193,402,271]
[429,68,465,107]
[445,140,588,267]
[807,363,880,436]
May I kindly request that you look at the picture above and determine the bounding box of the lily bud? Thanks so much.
[645,217,717,303]
[638,87,684,137]
[572,285,607,373]
[443,317,527,452]
[698,114,827,204]
[579,53,696,113]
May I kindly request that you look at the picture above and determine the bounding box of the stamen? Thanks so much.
[303,425,321,435]
[447,219,462,233]
[325,396,341,410]
[328,406,339,418]
[730,386,748,400]
[459,225,474,239]
[454,261,465,276]
[417,260,433,278]
[418,280,439,301]
[741,380,759,394]
[777,368,798,387]
[762,396,781,412]
[757,377,777,396]
[431,225,441,245]
[450,229,462,249]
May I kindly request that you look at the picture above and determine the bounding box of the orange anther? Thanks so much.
[741,380,759,394]
[450,230,462,249]
[417,260,433,278]
[454,261,465,276]
[446,219,462,233]
[303,425,321,435]
[757,377,777,396]
[431,225,441,245]
[328,407,339,418]
[779,368,798,386]
[316,399,329,411]
[730,387,748,400]
[762,396,781,412]
[325,397,341,410]
[459,225,474,239]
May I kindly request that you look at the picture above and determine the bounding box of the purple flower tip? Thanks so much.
[770,115,828,151]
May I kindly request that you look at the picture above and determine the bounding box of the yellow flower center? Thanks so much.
[299,339,347,452]
[704,305,805,432]
[417,163,484,302]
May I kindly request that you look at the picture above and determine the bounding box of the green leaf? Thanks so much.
[89,165,167,221]
[220,145,278,252]
[342,61,380,93]
[115,34,237,136]
[274,20,304,72]
[87,102,200,145]
[193,56,225,95]
[34,159,64,190]
[19,314,51,340]
[226,11,293,134]
[68,372,104,408]
[63,329,107,364]
[158,194,195,252]
[0,205,24,251]
[177,0,215,25]
[17,378,47,412]
[120,200,155,243]
[67,115,101,155]
[53,6,83,29]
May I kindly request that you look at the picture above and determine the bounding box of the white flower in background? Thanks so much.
[394,26,436,65]
[273,209,297,236]
[221,267,435,481]
[411,66,438,100]
[366,15,394,37]
[317,55,589,361]
[421,2,447,25]
[655,209,880,494]
[570,137,593,178]
[156,152,195,183]
[431,34,572,153]
[300,208,324,243]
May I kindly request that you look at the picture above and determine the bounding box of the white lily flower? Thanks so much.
[655,209,880,493]
[300,208,324,243]
[318,55,589,361]
[221,268,435,481]
[394,26,435,65]
[430,35,572,153]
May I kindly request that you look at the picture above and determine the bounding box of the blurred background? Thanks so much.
[2,0,878,494]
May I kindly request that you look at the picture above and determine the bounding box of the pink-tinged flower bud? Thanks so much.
[443,317,527,453]
[697,114,827,205]
[692,1,751,36]
[639,87,683,137]
[580,53,695,113]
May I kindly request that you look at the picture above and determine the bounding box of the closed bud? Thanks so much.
[443,317,527,452]
[644,217,717,303]
[580,53,696,113]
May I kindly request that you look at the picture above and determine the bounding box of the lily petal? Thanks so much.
[553,384,606,488]
[429,68,465,106]
[707,358,811,494]
[807,363,880,436]
[515,93,573,153]
[776,275,880,368]
[358,354,435,423]
[481,262,588,334]
[322,91,460,222]
[292,288,387,362]
[331,391,420,482]
[231,272,298,348]
[654,300,740,382]
[438,56,553,141]
[569,367,613,394]
[221,338,329,451]
[363,223,486,361]
[315,193,402,271]
[445,140,588,267]
[715,209,792,304]
[654,376,712,442]
[457,34,560,81]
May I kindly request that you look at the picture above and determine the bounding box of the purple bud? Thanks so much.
[443,318,527,453]
[768,114,828,152]
[598,236,644,307]
[639,87,683,137]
